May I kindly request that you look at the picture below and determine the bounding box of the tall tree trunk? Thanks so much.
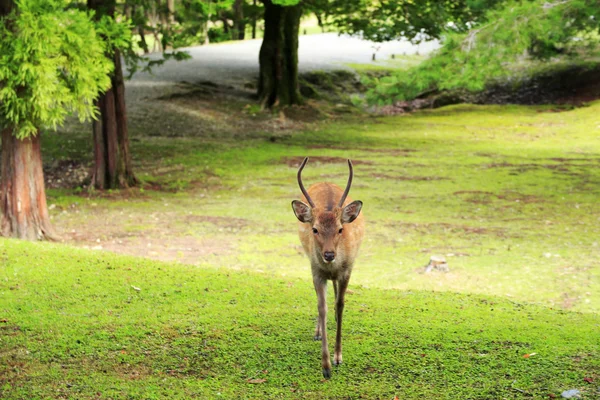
[88,0,137,190]
[233,0,245,40]
[91,49,137,189]
[167,0,175,24]
[258,0,302,108]
[1,129,56,240]
[251,0,257,39]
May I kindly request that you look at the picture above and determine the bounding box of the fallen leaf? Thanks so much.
[247,378,266,384]
[583,377,594,383]
[131,285,141,292]
[523,353,537,358]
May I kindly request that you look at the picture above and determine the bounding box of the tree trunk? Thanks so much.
[251,0,257,39]
[258,0,302,108]
[0,0,13,15]
[88,0,137,190]
[91,49,137,189]
[316,13,325,33]
[1,129,56,240]
[167,0,175,24]
[233,0,245,40]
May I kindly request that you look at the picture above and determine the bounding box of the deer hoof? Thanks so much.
[334,359,342,366]
[313,335,322,341]
[322,368,331,379]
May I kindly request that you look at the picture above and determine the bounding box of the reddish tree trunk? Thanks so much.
[88,0,137,190]
[1,129,56,240]
[91,50,138,189]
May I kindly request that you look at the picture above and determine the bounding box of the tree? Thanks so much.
[258,0,303,108]
[364,0,600,105]
[0,0,117,239]
[88,0,138,189]
[328,0,502,43]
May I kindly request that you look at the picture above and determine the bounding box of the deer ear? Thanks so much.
[292,200,312,223]
[342,200,362,224]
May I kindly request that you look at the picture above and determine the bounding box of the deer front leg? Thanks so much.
[313,276,331,378]
[334,277,349,366]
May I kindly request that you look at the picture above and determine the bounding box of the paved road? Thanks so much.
[130,33,439,88]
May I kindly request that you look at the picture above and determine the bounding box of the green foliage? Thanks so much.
[0,0,120,138]
[329,0,503,43]
[168,0,236,46]
[272,0,301,6]
[366,0,600,105]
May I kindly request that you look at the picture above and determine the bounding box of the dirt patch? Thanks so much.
[307,145,417,157]
[44,159,90,189]
[281,156,373,168]
[370,173,447,181]
[186,215,249,230]
[388,221,508,238]
[83,236,234,265]
[453,190,543,204]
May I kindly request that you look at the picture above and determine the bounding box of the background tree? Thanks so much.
[0,0,120,239]
[328,0,502,43]
[364,0,600,105]
[258,0,302,108]
[88,0,138,190]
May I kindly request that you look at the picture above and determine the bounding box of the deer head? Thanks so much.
[291,157,363,263]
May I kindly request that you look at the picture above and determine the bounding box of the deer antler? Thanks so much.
[297,157,316,208]
[338,159,353,207]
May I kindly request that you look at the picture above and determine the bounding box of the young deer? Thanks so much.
[291,157,365,379]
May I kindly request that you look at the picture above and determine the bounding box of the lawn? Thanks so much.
[1,240,599,399]
[1,97,599,398]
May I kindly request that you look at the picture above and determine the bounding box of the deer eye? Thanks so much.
[338,228,343,234]
[312,228,318,234]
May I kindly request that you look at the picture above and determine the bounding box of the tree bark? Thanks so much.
[0,0,13,15]
[167,0,175,25]
[88,0,137,190]
[1,129,57,240]
[251,0,257,39]
[258,0,302,108]
[91,49,137,189]
[233,0,245,40]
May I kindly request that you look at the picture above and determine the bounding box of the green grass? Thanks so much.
[7,94,599,397]
[346,55,427,74]
[43,101,600,313]
[1,239,599,399]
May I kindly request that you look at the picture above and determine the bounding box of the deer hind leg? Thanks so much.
[313,276,331,378]
[334,277,349,367]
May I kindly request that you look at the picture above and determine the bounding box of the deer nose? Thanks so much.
[323,251,335,262]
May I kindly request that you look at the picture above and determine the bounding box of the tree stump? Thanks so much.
[424,255,449,273]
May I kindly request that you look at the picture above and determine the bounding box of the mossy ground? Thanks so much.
[41,100,600,313]
[1,240,599,399]
[1,86,599,398]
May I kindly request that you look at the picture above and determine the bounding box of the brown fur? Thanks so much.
[293,182,365,378]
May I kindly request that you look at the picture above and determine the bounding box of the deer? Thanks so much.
[291,157,365,379]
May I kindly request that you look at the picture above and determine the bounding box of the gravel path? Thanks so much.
[129,33,439,88]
